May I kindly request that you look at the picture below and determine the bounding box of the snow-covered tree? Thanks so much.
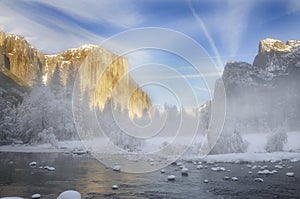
[16,85,54,143]
[16,80,76,143]
[0,95,18,141]
[49,64,64,97]
[265,125,288,152]
[37,127,58,148]
[210,128,249,154]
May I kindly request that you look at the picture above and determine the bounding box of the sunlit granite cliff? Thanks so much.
[0,31,151,117]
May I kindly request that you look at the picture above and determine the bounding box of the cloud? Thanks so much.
[187,0,223,68]
[218,0,255,56]
[45,0,142,29]
[0,0,141,53]
[288,0,300,12]
[188,0,257,60]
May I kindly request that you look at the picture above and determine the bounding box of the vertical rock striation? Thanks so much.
[0,31,151,117]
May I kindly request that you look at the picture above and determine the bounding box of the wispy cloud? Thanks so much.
[187,0,223,68]
[0,0,141,53]
[188,0,257,62]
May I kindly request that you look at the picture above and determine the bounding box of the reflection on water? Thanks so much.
[0,152,141,198]
[0,152,300,199]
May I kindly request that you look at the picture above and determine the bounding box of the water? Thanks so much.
[0,152,299,198]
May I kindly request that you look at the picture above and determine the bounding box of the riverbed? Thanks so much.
[0,152,299,198]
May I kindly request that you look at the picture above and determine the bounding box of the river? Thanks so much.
[0,152,299,198]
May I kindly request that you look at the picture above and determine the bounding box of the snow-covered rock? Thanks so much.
[223,176,230,180]
[57,190,81,199]
[181,167,189,176]
[72,149,87,155]
[47,166,55,171]
[286,172,295,177]
[231,177,238,181]
[167,175,176,181]
[196,165,203,170]
[258,169,273,175]
[29,161,37,167]
[112,185,119,190]
[113,165,121,172]
[203,179,209,183]
[31,194,41,199]
[254,178,264,182]
[248,171,253,174]
[0,197,24,199]
[211,167,226,172]
[274,165,283,169]
[160,169,165,173]
[290,158,299,163]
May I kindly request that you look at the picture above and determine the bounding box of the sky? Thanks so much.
[1,0,300,108]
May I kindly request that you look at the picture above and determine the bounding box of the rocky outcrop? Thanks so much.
[0,31,151,117]
[203,38,300,135]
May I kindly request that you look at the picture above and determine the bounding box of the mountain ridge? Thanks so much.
[0,31,151,117]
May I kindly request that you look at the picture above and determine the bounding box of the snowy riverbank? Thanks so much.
[0,132,299,163]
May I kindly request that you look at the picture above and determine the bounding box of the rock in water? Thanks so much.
[231,177,238,181]
[181,167,189,176]
[47,166,55,171]
[112,185,119,190]
[29,162,37,167]
[57,190,81,199]
[286,172,295,177]
[254,178,264,182]
[31,194,41,199]
[168,175,176,181]
[113,165,121,172]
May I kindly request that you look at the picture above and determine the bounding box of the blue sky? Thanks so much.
[1,0,300,108]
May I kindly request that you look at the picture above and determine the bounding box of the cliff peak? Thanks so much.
[259,38,291,54]
[0,31,151,117]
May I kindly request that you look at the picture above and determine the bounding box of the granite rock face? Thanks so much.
[202,38,300,135]
[0,31,151,117]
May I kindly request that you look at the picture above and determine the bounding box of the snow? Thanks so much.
[57,190,81,199]
[0,198,24,199]
[181,167,189,175]
[260,38,292,53]
[113,165,121,172]
[286,172,295,177]
[211,167,226,172]
[31,193,40,199]
[254,178,264,182]
[0,132,299,164]
[29,161,37,167]
[290,158,299,163]
[112,185,119,190]
[231,177,238,181]
[167,175,176,181]
[274,165,283,169]
[47,166,55,171]
[257,169,276,175]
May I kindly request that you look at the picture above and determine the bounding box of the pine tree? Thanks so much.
[49,64,63,97]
